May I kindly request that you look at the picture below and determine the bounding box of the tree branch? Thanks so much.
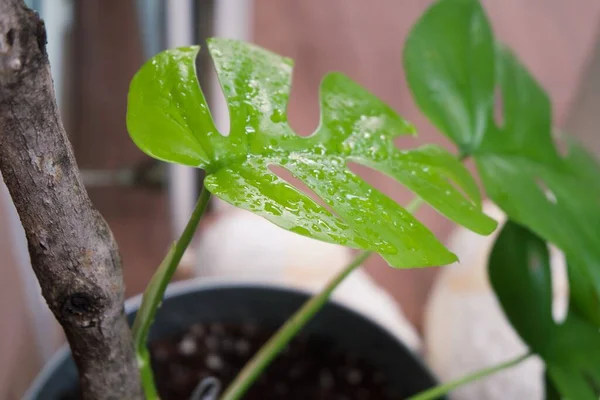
[0,1,142,398]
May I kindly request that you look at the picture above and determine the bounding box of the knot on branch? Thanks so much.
[61,292,107,328]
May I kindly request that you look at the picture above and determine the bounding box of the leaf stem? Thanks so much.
[407,352,532,400]
[220,195,425,400]
[220,250,372,400]
[132,184,211,400]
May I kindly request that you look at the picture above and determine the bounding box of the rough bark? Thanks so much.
[0,1,143,398]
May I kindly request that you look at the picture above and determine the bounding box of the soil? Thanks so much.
[61,322,403,400]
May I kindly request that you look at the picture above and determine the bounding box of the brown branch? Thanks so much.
[0,1,142,398]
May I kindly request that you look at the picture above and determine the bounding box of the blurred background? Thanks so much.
[1,0,599,398]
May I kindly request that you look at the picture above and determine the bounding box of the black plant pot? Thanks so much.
[26,279,440,399]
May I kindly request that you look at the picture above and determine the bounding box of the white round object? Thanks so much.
[424,201,568,400]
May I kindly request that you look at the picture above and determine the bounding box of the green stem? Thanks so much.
[220,196,425,400]
[132,185,211,400]
[220,250,372,400]
[407,352,532,400]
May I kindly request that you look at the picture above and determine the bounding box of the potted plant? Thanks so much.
[0,0,596,399]
[21,17,495,400]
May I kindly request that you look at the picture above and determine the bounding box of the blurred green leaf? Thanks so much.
[544,372,561,400]
[567,257,600,327]
[405,0,600,319]
[546,314,600,400]
[405,0,600,395]
[489,221,600,399]
[403,0,495,154]
[477,50,600,282]
[561,140,600,327]
[488,221,554,356]
[564,138,600,196]
[127,39,496,269]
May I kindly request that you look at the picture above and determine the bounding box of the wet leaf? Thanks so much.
[127,39,496,268]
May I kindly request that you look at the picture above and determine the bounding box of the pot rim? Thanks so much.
[25,277,429,399]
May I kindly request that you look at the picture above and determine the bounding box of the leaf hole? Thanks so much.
[346,161,415,209]
[393,134,420,151]
[553,134,569,158]
[451,157,480,205]
[493,88,505,128]
[393,135,478,205]
[349,157,479,212]
[267,164,341,218]
[286,59,320,137]
[201,43,230,137]
[534,178,557,205]
[549,247,568,324]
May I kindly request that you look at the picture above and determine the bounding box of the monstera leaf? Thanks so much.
[405,0,600,316]
[406,0,600,396]
[490,221,600,400]
[127,38,495,269]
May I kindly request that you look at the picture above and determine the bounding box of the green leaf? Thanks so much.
[128,39,496,268]
[478,49,600,254]
[477,48,600,331]
[544,372,561,400]
[561,140,600,327]
[546,315,600,400]
[404,0,600,396]
[564,138,600,196]
[404,0,600,316]
[488,220,554,356]
[548,365,597,400]
[403,0,495,154]
[567,256,600,328]
[489,222,600,399]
